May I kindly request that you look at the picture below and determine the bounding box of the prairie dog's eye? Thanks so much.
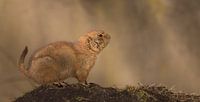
[98,34,103,37]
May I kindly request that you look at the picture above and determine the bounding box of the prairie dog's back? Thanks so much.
[30,41,77,68]
[32,41,74,59]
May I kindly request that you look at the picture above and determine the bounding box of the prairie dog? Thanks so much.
[18,30,111,84]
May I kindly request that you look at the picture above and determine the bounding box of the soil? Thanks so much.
[14,83,200,102]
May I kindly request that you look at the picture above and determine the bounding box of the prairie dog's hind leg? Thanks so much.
[29,56,60,84]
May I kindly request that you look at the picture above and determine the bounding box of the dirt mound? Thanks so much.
[14,83,200,102]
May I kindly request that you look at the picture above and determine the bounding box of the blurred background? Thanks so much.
[0,0,200,101]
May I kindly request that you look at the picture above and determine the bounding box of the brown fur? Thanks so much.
[18,30,111,84]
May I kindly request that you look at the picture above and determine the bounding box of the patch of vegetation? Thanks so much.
[14,83,200,102]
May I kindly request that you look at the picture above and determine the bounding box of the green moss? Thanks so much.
[135,90,149,102]
[126,86,136,94]
[75,96,89,101]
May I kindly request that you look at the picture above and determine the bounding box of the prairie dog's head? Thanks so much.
[78,30,111,54]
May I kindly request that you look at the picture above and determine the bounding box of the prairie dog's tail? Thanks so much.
[18,46,30,78]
